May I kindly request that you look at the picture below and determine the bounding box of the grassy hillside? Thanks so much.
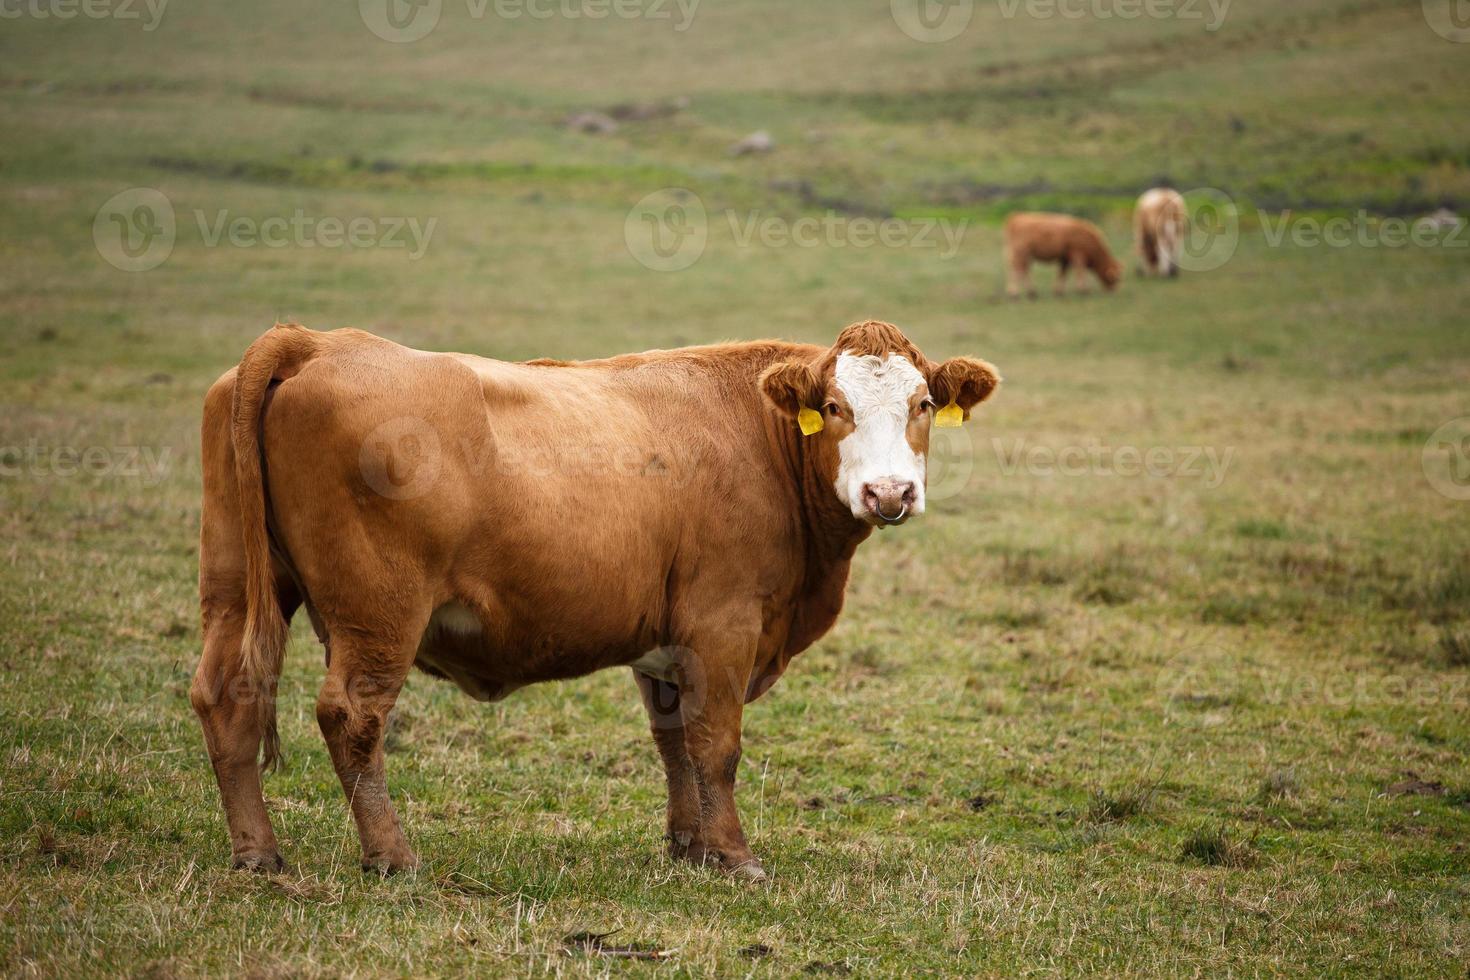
[2,0,1468,975]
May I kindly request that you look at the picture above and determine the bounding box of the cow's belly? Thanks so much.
[414,598,667,699]
[414,597,799,702]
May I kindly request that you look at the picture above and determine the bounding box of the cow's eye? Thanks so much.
[918,397,936,415]
[824,401,842,418]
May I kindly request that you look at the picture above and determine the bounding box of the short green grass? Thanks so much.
[3,0,1469,975]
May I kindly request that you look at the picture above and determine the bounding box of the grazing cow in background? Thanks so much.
[191,320,1001,879]
[1003,212,1123,299]
[1133,188,1188,277]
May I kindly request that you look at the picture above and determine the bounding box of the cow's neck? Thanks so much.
[763,408,872,651]
[797,450,872,572]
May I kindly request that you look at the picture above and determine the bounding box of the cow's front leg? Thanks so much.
[1071,249,1092,293]
[1054,259,1071,297]
[1004,247,1024,299]
[677,640,762,879]
[633,672,704,860]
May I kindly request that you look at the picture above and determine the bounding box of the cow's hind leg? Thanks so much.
[315,603,429,874]
[191,594,293,872]
[634,672,704,861]
[1139,230,1158,276]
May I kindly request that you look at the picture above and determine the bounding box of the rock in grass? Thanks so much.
[1416,208,1463,233]
[605,97,688,121]
[731,130,775,156]
[566,111,619,135]
[1385,772,1446,797]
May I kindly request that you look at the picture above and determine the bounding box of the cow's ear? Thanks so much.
[759,360,821,417]
[928,357,1001,420]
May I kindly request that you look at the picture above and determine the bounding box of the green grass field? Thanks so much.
[3,0,1469,974]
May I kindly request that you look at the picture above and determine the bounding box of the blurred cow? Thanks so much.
[1004,212,1123,299]
[1133,188,1187,278]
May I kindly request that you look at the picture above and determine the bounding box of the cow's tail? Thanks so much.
[230,323,320,772]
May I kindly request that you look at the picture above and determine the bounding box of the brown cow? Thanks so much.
[1004,212,1123,298]
[191,320,1000,879]
[1133,188,1187,277]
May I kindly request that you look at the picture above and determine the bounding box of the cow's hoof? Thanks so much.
[361,850,419,876]
[725,859,767,882]
[231,851,285,873]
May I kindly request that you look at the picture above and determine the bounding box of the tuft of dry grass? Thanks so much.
[1180,825,1259,868]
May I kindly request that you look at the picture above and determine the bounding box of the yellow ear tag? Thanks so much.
[935,402,964,428]
[797,407,825,436]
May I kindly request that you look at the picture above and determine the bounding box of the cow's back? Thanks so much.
[1007,212,1105,261]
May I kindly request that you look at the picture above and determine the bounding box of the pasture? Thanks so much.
[2,0,1469,974]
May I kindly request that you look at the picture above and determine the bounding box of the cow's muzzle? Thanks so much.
[861,480,917,526]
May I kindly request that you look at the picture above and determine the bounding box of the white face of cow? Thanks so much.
[832,352,928,524]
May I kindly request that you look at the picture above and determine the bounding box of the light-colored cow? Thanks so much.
[1133,188,1188,278]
